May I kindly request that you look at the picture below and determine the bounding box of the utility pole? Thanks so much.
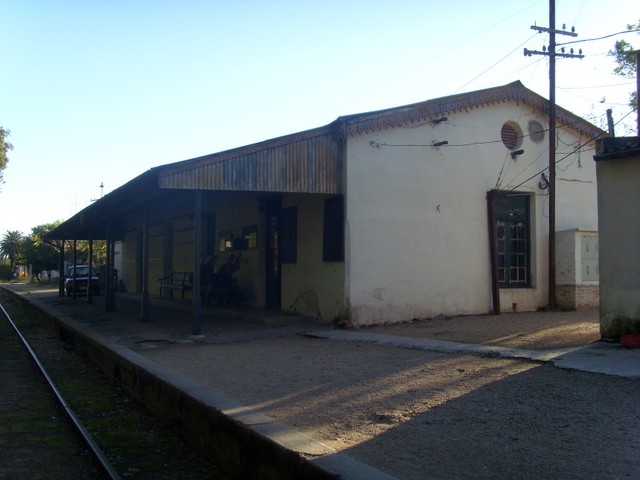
[637,51,639,135]
[606,109,616,137]
[524,0,583,311]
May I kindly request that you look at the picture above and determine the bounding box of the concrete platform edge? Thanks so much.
[1,287,395,480]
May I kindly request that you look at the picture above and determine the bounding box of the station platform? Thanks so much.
[2,283,639,480]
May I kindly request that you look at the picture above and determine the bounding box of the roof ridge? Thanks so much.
[337,81,602,139]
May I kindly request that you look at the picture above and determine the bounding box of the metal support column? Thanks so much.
[192,191,204,338]
[140,207,150,321]
[105,226,116,312]
[87,232,94,305]
[58,240,65,297]
[72,239,77,300]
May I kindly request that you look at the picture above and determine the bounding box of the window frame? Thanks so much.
[495,193,531,288]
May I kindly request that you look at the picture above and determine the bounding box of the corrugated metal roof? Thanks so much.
[158,126,343,194]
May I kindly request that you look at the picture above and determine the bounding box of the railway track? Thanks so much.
[0,295,226,480]
[0,299,120,480]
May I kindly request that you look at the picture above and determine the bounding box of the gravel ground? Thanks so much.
[139,310,640,480]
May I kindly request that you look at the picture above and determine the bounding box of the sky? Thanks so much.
[1,0,638,235]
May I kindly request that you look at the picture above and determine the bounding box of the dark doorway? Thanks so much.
[264,197,282,308]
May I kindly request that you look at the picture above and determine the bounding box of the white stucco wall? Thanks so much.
[344,103,597,325]
[555,133,598,232]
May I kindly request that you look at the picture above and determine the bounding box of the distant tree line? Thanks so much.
[0,224,106,282]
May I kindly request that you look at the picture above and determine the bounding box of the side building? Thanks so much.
[594,136,640,340]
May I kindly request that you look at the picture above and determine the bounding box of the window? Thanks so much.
[242,225,258,250]
[495,193,530,288]
[218,230,233,252]
[323,196,344,261]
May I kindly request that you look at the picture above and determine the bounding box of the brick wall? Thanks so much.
[556,284,599,310]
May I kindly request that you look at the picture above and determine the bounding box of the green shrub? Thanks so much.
[0,264,13,281]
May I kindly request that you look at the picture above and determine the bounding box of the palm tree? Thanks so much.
[0,230,23,274]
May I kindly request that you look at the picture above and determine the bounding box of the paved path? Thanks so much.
[306,329,640,378]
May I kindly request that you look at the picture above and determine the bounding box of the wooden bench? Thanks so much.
[158,271,193,301]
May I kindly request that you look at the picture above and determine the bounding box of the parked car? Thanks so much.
[65,265,100,296]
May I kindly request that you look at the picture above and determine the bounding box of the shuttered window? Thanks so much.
[323,196,344,262]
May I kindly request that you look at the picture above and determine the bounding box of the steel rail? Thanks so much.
[0,300,122,480]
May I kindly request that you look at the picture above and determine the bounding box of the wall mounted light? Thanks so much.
[510,149,524,159]
[431,117,448,124]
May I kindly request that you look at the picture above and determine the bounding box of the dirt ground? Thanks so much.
[139,309,640,480]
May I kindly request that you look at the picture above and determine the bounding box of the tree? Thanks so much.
[22,223,61,282]
[0,230,23,274]
[609,20,639,111]
[0,126,13,188]
[67,239,107,267]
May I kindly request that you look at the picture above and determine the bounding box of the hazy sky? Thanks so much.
[1,1,638,234]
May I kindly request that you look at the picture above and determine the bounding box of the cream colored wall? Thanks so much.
[597,155,640,338]
[281,194,345,321]
[147,221,166,292]
[116,190,342,317]
[344,103,597,325]
[209,192,262,304]
[120,228,139,293]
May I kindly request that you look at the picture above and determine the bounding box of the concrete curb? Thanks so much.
[306,330,640,378]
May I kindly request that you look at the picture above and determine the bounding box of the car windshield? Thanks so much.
[68,267,95,277]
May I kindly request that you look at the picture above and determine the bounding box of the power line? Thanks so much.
[368,117,588,149]
[453,33,539,93]
[557,29,640,47]
[558,81,634,90]
[508,107,636,191]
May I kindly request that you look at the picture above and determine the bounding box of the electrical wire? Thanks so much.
[558,81,634,90]
[368,109,631,191]
[306,2,545,127]
[557,29,640,47]
[453,33,540,94]
[370,139,503,148]
[503,148,549,188]
[369,117,589,149]
[508,107,636,191]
